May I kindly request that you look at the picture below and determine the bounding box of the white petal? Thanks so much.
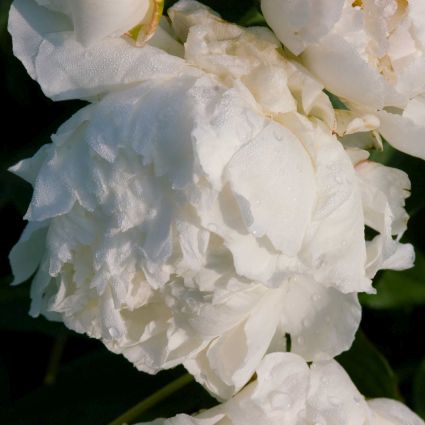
[356,161,410,236]
[368,398,425,425]
[67,0,151,47]
[9,0,191,101]
[225,353,310,425]
[261,0,345,55]
[9,144,51,185]
[377,109,425,160]
[409,0,425,50]
[148,18,185,57]
[295,125,370,293]
[192,83,266,190]
[281,276,361,361]
[335,110,380,137]
[302,35,405,109]
[225,122,315,256]
[366,235,414,278]
[25,111,96,221]
[307,360,371,425]
[136,413,224,425]
[185,289,283,399]
[9,221,48,285]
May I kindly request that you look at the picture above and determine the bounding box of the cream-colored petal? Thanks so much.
[261,0,345,55]
[377,109,425,160]
[9,0,190,101]
[225,122,315,256]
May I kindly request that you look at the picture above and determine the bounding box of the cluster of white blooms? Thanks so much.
[262,0,425,159]
[136,353,424,425]
[7,0,424,423]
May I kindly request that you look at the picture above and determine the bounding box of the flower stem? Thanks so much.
[107,373,194,425]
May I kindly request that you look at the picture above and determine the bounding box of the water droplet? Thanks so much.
[274,130,283,141]
[302,318,311,327]
[297,336,304,345]
[207,223,218,232]
[316,258,325,268]
[297,409,307,419]
[187,297,197,309]
[147,209,157,219]
[271,393,291,409]
[353,396,362,404]
[108,327,120,339]
[329,396,340,406]
[312,294,321,302]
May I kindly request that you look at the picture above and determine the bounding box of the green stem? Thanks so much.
[44,334,67,385]
[107,373,194,425]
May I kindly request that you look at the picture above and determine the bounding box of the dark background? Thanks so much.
[0,0,424,423]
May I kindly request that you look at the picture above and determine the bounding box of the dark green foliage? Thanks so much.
[337,330,400,400]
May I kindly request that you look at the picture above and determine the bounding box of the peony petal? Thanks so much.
[261,0,345,55]
[9,144,51,185]
[410,0,425,50]
[377,109,425,160]
[307,360,371,425]
[366,235,414,279]
[9,0,191,101]
[286,121,371,293]
[225,121,315,256]
[302,35,405,109]
[136,413,224,425]
[68,0,151,46]
[368,398,425,425]
[9,221,48,285]
[224,352,309,425]
[355,160,410,236]
[281,276,361,361]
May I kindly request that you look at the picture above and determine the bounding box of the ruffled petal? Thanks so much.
[9,221,48,285]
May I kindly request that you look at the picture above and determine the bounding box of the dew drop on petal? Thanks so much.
[207,223,218,232]
[108,327,120,339]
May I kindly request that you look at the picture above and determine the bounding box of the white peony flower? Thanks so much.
[8,0,184,101]
[261,0,425,159]
[135,352,425,425]
[32,0,164,46]
[9,0,413,400]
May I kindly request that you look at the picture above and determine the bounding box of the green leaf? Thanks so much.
[324,90,348,110]
[413,357,425,419]
[368,141,398,167]
[360,251,425,309]
[238,6,266,27]
[337,330,400,399]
